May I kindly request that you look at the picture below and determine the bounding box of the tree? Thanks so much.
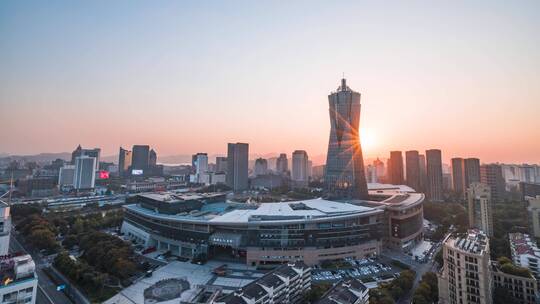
[302,283,331,303]
[493,287,520,304]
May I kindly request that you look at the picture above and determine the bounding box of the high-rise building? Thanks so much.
[365,164,377,183]
[387,151,404,185]
[467,183,493,237]
[73,156,96,190]
[0,201,11,256]
[481,164,505,203]
[254,158,268,176]
[419,154,427,192]
[226,143,249,192]
[438,230,492,304]
[292,150,309,188]
[527,196,540,238]
[451,158,466,197]
[191,153,209,184]
[0,200,37,304]
[118,147,132,177]
[149,149,157,166]
[58,165,75,188]
[276,153,288,174]
[132,145,150,173]
[216,157,228,173]
[71,145,100,170]
[405,150,421,191]
[324,79,368,199]
[464,158,481,187]
[426,149,443,201]
[373,158,385,180]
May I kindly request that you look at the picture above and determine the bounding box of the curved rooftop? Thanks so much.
[124,196,382,226]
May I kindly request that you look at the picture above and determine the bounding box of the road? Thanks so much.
[9,231,74,304]
[388,242,442,304]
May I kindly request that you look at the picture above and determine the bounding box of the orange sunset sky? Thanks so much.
[1,1,539,164]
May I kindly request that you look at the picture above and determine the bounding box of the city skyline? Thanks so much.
[1,1,540,164]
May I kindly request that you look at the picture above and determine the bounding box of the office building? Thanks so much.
[191,153,209,184]
[71,145,100,170]
[118,147,132,177]
[73,156,96,190]
[464,158,481,187]
[58,165,75,188]
[527,196,540,238]
[491,261,538,304]
[387,151,404,185]
[521,182,540,202]
[365,164,377,183]
[317,279,369,304]
[132,145,150,173]
[216,262,311,304]
[226,143,249,192]
[373,158,385,180]
[149,149,157,166]
[467,183,493,237]
[312,165,325,181]
[324,79,368,199]
[509,233,540,282]
[254,158,268,176]
[438,230,492,304]
[276,153,288,174]
[419,154,427,192]
[292,150,309,188]
[452,158,466,197]
[481,164,505,202]
[426,149,443,201]
[405,150,421,191]
[216,157,228,173]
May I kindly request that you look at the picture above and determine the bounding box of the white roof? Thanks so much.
[210,198,375,223]
[367,183,416,192]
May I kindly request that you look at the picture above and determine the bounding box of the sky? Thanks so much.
[1,0,539,164]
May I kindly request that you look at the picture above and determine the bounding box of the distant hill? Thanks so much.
[0,152,71,163]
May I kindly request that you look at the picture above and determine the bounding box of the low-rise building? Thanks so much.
[316,279,369,304]
[509,233,540,282]
[492,262,538,304]
[215,262,311,304]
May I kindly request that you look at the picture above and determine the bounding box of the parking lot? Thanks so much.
[312,257,402,283]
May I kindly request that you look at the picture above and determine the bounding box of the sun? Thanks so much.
[360,127,377,152]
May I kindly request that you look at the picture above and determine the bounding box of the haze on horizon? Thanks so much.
[1,1,539,164]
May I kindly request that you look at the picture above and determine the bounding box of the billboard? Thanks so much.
[98,171,110,179]
[132,169,144,176]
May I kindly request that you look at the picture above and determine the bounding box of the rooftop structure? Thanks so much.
[316,279,369,304]
[438,229,492,304]
[215,261,311,304]
[509,233,540,281]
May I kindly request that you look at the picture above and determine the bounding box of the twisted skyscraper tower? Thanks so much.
[325,79,369,199]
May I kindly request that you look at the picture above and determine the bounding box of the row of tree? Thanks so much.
[412,272,438,304]
[369,270,416,304]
